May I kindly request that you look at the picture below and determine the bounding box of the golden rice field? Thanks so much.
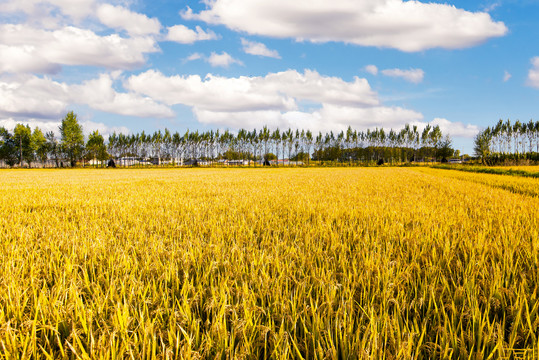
[1,168,538,359]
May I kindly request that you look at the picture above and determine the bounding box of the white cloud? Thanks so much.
[0,75,69,118]
[528,57,539,88]
[318,104,423,131]
[207,52,243,68]
[263,70,379,107]
[503,70,512,82]
[0,24,159,73]
[184,53,203,63]
[0,73,173,120]
[381,68,425,83]
[166,25,218,44]
[70,74,174,118]
[364,65,378,75]
[427,118,479,138]
[97,4,161,36]
[125,70,296,112]
[183,0,507,52]
[241,39,281,59]
[0,45,62,74]
[125,69,379,111]
[0,0,96,24]
[125,69,427,133]
[80,121,130,138]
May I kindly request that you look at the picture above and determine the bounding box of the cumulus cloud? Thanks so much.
[528,57,539,88]
[124,69,428,132]
[0,73,173,120]
[0,0,96,24]
[97,4,161,36]
[0,2,163,75]
[425,118,480,138]
[241,39,281,58]
[0,75,69,118]
[0,45,62,74]
[70,74,174,118]
[364,65,378,75]
[381,68,425,83]
[125,69,379,111]
[183,0,507,52]
[166,25,219,44]
[207,52,243,68]
[503,70,512,82]
[0,24,159,74]
[125,70,297,112]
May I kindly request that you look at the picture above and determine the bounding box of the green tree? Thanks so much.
[0,127,19,167]
[86,130,109,167]
[13,124,33,167]
[32,127,48,166]
[305,130,313,166]
[59,111,84,167]
[260,125,271,161]
[436,135,454,161]
[45,131,60,167]
[429,125,443,162]
[474,129,492,165]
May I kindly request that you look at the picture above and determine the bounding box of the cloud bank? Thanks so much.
[1,68,479,139]
[0,24,159,73]
[0,73,173,120]
[125,69,421,132]
[183,0,507,52]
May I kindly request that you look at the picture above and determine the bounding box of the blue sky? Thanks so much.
[1,0,538,154]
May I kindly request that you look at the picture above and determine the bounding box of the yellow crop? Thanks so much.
[0,168,538,359]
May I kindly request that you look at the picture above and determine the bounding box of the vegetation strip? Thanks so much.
[433,164,539,178]
[474,119,539,165]
[1,112,457,168]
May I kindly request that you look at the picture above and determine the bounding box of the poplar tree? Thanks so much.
[59,111,84,167]
[13,124,32,167]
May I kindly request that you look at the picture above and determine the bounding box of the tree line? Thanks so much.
[474,119,539,165]
[1,111,457,168]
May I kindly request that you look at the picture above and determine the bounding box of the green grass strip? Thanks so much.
[432,164,539,178]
